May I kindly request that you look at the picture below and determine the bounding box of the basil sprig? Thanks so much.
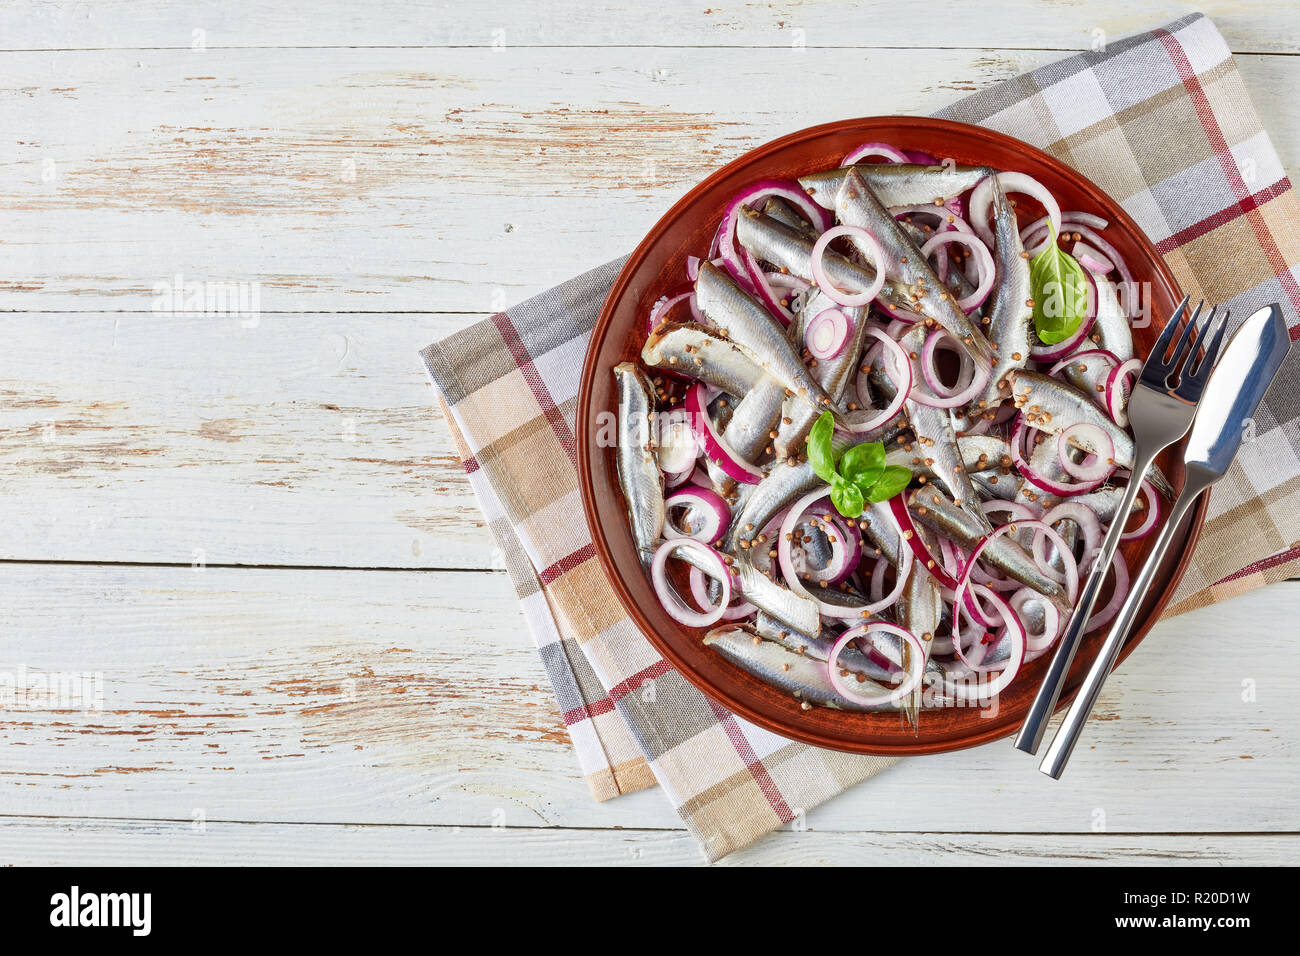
[807,412,912,518]
[1030,223,1090,345]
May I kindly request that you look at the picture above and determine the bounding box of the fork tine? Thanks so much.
[1149,294,1190,371]
[1189,307,1231,380]
[1164,299,1205,373]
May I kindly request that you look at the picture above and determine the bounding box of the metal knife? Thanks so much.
[1039,303,1292,779]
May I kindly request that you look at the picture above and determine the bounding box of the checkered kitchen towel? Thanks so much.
[422,12,1300,861]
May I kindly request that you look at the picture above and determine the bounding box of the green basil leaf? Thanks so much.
[840,441,886,494]
[866,465,913,503]
[1030,224,1089,346]
[807,411,837,483]
[829,475,864,519]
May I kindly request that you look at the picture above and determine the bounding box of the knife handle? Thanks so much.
[1038,478,1208,778]
[1012,457,1151,754]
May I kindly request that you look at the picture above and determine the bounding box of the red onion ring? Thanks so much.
[1106,358,1141,427]
[828,623,925,706]
[840,142,910,165]
[781,490,911,618]
[683,384,762,485]
[969,171,1062,250]
[650,539,732,628]
[919,230,995,311]
[1121,479,1161,542]
[1056,423,1116,482]
[664,485,732,543]
[810,225,886,307]
[805,308,853,360]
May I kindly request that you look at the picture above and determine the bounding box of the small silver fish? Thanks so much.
[703,625,899,712]
[695,262,839,415]
[834,169,995,367]
[800,163,994,210]
[641,321,767,396]
[614,362,665,558]
[970,177,1034,414]
[907,485,1071,612]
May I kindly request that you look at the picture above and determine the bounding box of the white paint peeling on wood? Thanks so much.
[1,1,1296,55]
[1,48,1295,313]
[1,2,1297,865]
[0,311,495,568]
[0,565,1295,839]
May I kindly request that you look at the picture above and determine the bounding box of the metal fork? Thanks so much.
[1013,296,1230,754]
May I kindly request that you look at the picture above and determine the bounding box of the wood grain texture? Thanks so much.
[2,1,1297,865]
[0,311,495,568]
[2,48,1296,313]
[3,0,1297,54]
[2,817,1293,866]
[1,565,1295,838]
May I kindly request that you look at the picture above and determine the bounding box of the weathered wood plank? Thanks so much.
[1,817,1292,866]
[1,564,1294,834]
[3,1,1296,55]
[0,311,496,568]
[2,48,1295,314]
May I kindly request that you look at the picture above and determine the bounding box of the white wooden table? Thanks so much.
[1,0,1296,866]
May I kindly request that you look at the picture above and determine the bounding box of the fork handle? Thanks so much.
[1012,455,1153,754]
[1038,477,1209,778]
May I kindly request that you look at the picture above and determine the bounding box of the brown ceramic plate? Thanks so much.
[577,116,1205,755]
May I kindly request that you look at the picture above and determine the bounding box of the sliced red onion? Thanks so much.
[1121,479,1161,542]
[683,384,762,485]
[908,332,991,409]
[664,485,732,543]
[646,288,695,336]
[810,225,886,307]
[1056,423,1116,482]
[848,329,912,433]
[1072,239,1114,275]
[944,580,1026,698]
[1038,501,1103,562]
[1081,548,1130,634]
[781,489,910,618]
[920,327,977,400]
[840,142,910,165]
[828,623,925,706]
[969,171,1062,250]
[919,230,995,311]
[887,496,960,592]
[1012,418,1105,497]
[806,308,853,359]
[1009,588,1062,652]
[1106,357,1141,427]
[718,180,831,298]
[650,538,732,628]
[656,409,699,475]
[903,149,941,165]
[1028,270,1099,362]
[689,565,755,620]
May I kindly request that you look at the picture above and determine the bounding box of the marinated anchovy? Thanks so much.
[907,486,1071,611]
[800,163,994,210]
[970,177,1034,413]
[695,262,839,414]
[835,168,994,366]
[614,362,665,558]
[642,321,767,396]
[703,626,899,712]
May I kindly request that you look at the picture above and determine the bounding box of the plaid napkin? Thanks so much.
[421,12,1300,861]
